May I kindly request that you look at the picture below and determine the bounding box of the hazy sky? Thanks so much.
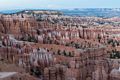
[0,0,120,10]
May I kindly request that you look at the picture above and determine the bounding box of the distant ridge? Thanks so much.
[0,9,60,14]
[60,8,120,18]
[0,8,120,18]
[0,9,23,14]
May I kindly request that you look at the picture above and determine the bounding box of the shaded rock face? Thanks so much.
[36,48,110,80]
[92,62,108,80]
[43,60,110,80]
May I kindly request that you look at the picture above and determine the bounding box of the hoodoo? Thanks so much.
[0,9,120,80]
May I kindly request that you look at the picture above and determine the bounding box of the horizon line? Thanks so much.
[1,8,120,10]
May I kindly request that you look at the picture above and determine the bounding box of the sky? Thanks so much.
[0,0,120,10]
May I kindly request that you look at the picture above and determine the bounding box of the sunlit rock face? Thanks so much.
[0,14,37,36]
